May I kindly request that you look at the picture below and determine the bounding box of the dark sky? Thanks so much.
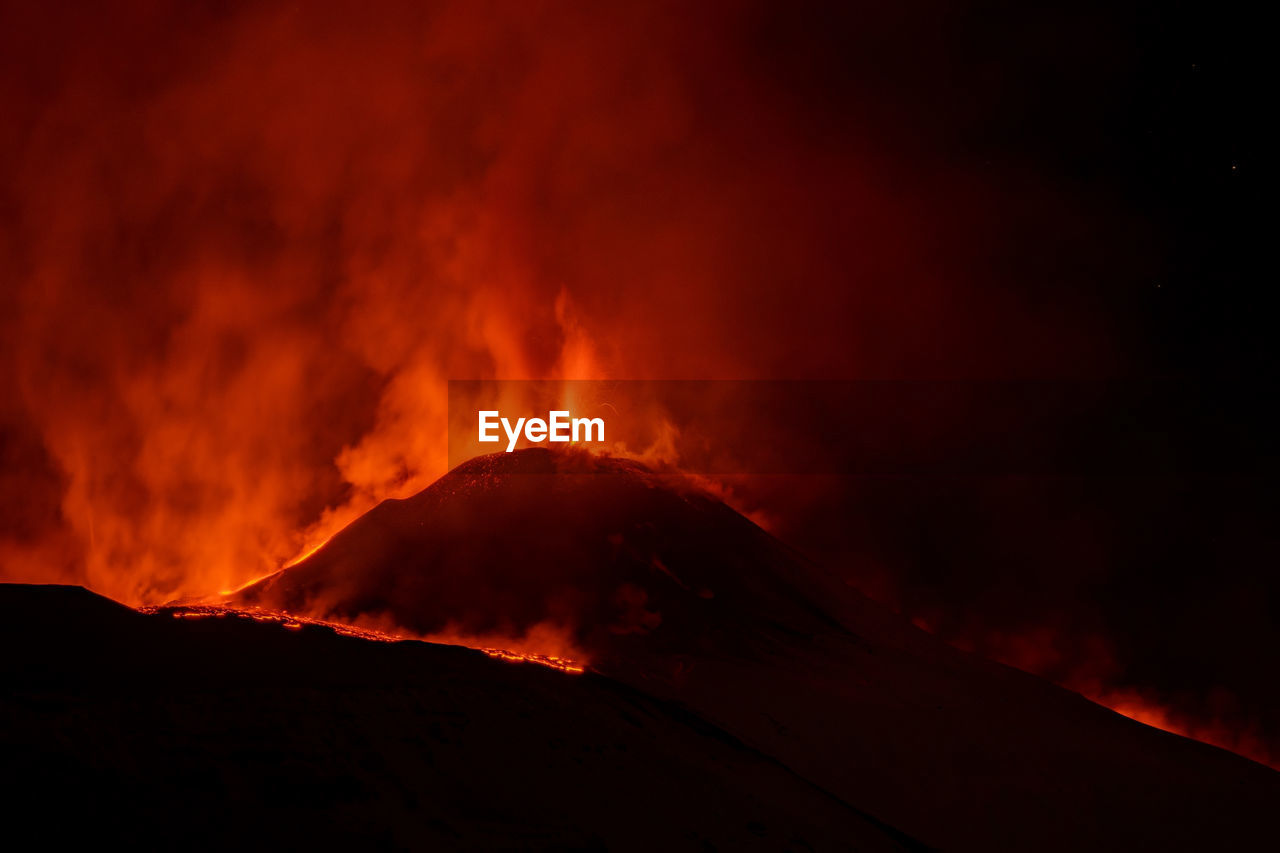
[743,0,1277,762]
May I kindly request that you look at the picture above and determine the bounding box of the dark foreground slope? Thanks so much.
[0,583,915,852]
[235,449,1280,850]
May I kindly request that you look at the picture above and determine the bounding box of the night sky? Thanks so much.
[751,0,1277,759]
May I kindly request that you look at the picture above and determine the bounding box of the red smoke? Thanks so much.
[4,1,1265,765]
[0,0,1126,601]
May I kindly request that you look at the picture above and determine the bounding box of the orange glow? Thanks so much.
[1090,687,1274,770]
[1,0,1271,782]
[283,536,332,569]
[1102,691,1183,734]
[140,603,586,674]
[1,1,955,607]
[934,620,1278,769]
[419,620,589,674]
[472,648,585,675]
[218,570,284,598]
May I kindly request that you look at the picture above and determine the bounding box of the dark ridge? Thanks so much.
[0,582,918,851]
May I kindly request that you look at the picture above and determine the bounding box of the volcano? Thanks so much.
[233,448,850,668]
[226,448,1278,849]
[4,449,1275,849]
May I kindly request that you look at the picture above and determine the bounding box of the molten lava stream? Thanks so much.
[138,604,585,674]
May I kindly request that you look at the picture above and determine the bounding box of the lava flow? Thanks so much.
[139,603,585,674]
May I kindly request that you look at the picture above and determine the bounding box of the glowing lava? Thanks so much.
[139,603,585,674]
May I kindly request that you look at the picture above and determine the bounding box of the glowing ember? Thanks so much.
[478,648,585,674]
[138,604,584,674]
[283,536,333,569]
[217,571,284,598]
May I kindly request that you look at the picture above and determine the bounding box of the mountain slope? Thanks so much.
[0,583,918,851]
